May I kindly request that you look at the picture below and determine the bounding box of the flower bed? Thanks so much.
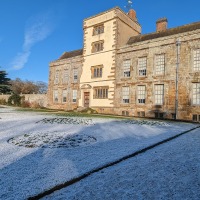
[123,119,170,126]
[8,132,97,148]
[36,117,94,125]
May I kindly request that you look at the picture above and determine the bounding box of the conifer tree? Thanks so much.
[0,68,11,94]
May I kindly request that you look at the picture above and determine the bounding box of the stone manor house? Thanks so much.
[48,7,200,121]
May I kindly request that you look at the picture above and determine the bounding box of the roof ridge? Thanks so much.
[127,21,200,45]
[58,49,83,60]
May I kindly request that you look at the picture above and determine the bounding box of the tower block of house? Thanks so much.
[79,8,141,111]
[48,7,200,122]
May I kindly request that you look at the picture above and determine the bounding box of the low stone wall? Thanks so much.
[0,94,48,107]
[0,94,10,102]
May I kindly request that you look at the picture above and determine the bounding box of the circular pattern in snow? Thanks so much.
[123,120,170,126]
[8,132,97,148]
[36,117,94,125]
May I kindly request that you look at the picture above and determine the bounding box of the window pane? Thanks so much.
[192,83,200,105]
[138,85,146,104]
[63,69,69,83]
[93,25,104,35]
[193,114,197,121]
[92,66,103,78]
[62,90,67,103]
[123,60,131,77]
[93,87,108,99]
[53,90,58,102]
[93,41,104,52]
[194,49,200,71]
[155,54,165,75]
[122,87,130,103]
[72,90,77,102]
[73,69,78,82]
[54,70,59,84]
[138,57,147,76]
[155,84,164,105]
[100,68,102,77]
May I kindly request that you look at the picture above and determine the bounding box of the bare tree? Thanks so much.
[10,78,24,94]
[35,81,48,94]
[10,78,48,94]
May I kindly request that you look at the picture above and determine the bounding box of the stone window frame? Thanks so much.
[137,85,146,104]
[93,86,109,99]
[62,89,67,103]
[72,90,77,103]
[123,59,131,78]
[53,90,58,103]
[137,111,145,117]
[122,86,130,104]
[155,112,164,119]
[62,69,69,84]
[93,24,104,36]
[122,111,129,116]
[154,54,165,75]
[192,114,200,122]
[91,40,104,53]
[193,49,200,71]
[192,82,200,105]
[91,65,103,78]
[54,70,59,84]
[138,57,147,77]
[154,84,164,105]
[73,68,78,83]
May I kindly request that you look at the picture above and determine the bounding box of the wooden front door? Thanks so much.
[84,92,90,107]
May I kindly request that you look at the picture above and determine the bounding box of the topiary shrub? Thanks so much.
[8,94,21,106]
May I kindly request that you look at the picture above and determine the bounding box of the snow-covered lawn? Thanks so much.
[0,107,199,199]
[46,127,200,200]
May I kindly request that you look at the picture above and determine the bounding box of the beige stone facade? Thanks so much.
[48,7,200,121]
[79,7,140,109]
[48,50,83,110]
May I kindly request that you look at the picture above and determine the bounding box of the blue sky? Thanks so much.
[0,0,199,83]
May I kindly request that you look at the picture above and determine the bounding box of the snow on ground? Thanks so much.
[0,106,198,200]
[45,128,200,200]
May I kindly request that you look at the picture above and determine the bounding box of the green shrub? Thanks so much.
[80,107,98,114]
[8,94,21,106]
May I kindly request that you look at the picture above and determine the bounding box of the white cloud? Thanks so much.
[11,11,54,70]
[23,13,53,51]
[12,51,30,70]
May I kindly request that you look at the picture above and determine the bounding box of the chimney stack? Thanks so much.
[128,9,137,21]
[156,18,168,32]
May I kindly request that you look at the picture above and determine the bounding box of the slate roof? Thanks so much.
[127,21,200,45]
[59,49,83,60]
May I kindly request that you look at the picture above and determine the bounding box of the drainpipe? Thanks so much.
[175,39,181,120]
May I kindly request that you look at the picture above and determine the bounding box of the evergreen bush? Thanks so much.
[8,94,21,106]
